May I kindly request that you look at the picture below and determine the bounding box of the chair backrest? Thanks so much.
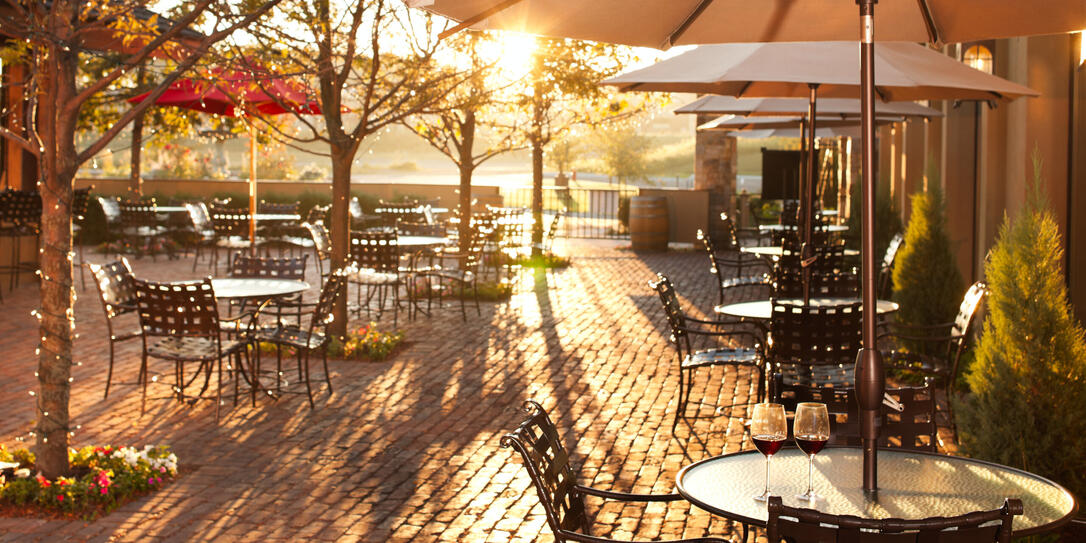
[229,253,307,280]
[133,278,219,338]
[879,233,905,297]
[186,202,213,233]
[306,203,325,223]
[775,382,937,452]
[500,400,589,539]
[118,199,158,228]
[72,187,92,223]
[304,222,332,260]
[349,231,399,273]
[544,211,563,249]
[773,267,858,299]
[768,300,861,366]
[946,282,989,381]
[98,196,121,224]
[648,274,691,356]
[717,212,741,250]
[258,200,299,214]
[89,259,137,319]
[767,496,1022,543]
[211,208,250,237]
[349,197,364,220]
[309,268,349,335]
[0,190,41,228]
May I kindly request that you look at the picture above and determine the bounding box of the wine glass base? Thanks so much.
[795,492,821,502]
[752,491,771,502]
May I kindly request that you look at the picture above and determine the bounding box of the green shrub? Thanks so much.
[892,179,963,354]
[956,158,1086,500]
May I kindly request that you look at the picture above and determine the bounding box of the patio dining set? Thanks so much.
[66,192,564,419]
[498,209,1078,543]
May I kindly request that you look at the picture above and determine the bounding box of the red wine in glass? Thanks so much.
[753,435,785,456]
[795,435,828,456]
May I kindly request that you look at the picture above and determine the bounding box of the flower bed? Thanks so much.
[0,445,178,519]
[326,323,405,361]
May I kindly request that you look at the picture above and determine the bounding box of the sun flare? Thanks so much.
[478,32,538,80]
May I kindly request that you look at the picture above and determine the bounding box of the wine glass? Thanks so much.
[750,403,787,502]
[793,402,830,501]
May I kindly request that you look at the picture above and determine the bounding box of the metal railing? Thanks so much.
[499,186,639,239]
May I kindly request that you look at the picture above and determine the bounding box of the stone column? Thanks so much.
[695,113,738,239]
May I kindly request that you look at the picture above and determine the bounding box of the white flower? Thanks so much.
[13,468,30,479]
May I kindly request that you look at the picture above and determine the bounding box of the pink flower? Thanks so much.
[100,487,108,495]
[56,495,64,501]
[159,467,166,473]
[148,477,155,485]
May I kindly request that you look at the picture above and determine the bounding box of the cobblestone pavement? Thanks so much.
[0,240,939,542]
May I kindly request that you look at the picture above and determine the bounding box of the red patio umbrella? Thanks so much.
[129,64,321,247]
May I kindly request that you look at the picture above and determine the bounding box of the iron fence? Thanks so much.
[499,186,639,239]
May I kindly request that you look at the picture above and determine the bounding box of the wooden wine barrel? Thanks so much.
[629,196,669,252]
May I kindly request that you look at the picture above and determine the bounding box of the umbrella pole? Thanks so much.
[856,0,884,494]
[249,123,257,255]
[800,84,820,304]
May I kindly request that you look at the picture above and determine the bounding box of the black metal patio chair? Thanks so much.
[348,230,403,326]
[879,282,988,432]
[88,259,141,399]
[418,225,483,320]
[772,379,938,452]
[767,496,1021,543]
[0,189,41,293]
[502,400,737,543]
[766,299,861,393]
[227,252,309,326]
[698,229,770,307]
[649,274,764,430]
[252,268,347,408]
[132,278,262,420]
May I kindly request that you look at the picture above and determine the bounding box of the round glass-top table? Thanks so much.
[210,278,310,299]
[715,297,898,320]
[155,207,301,221]
[398,236,450,248]
[740,246,860,258]
[759,224,848,233]
[677,448,1078,536]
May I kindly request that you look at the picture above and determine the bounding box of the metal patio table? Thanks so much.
[740,246,859,258]
[677,447,1078,537]
[715,297,898,320]
[210,278,310,300]
[759,224,848,233]
[156,207,301,222]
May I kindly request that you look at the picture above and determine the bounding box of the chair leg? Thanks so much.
[140,352,149,416]
[105,339,116,399]
[322,348,332,396]
[300,350,315,408]
[78,245,87,292]
[674,367,686,431]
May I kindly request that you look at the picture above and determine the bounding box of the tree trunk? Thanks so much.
[530,87,545,257]
[129,66,146,196]
[457,110,476,253]
[36,31,80,479]
[328,145,352,337]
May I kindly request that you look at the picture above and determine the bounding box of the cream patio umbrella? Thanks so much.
[407,0,1086,491]
[697,114,901,131]
[674,95,942,119]
[599,42,1035,275]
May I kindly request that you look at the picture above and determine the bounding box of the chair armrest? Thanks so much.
[575,484,683,503]
[676,326,764,348]
[878,331,961,343]
[221,299,271,333]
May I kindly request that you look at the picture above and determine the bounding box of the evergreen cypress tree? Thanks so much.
[892,178,964,352]
[957,157,1086,500]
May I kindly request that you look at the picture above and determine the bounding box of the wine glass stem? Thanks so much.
[764,454,772,496]
[806,455,814,495]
